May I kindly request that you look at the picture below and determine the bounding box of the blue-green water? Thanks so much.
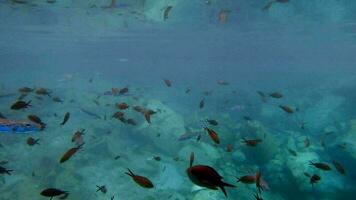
[1,1,356,200]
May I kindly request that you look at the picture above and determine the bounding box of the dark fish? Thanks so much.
[185,87,191,93]
[217,80,229,85]
[27,137,40,146]
[257,91,267,103]
[225,144,233,152]
[119,87,129,95]
[178,131,199,141]
[27,115,46,130]
[96,185,107,193]
[0,166,12,175]
[204,127,220,144]
[163,79,172,87]
[242,138,262,147]
[18,87,34,93]
[332,160,346,175]
[269,92,283,98]
[206,119,218,126]
[12,0,28,4]
[279,105,294,114]
[310,174,321,186]
[80,108,101,119]
[243,116,252,121]
[263,0,289,11]
[163,6,173,20]
[59,143,84,163]
[309,162,332,171]
[133,105,145,113]
[125,169,154,188]
[52,96,63,103]
[153,156,161,161]
[60,112,70,125]
[35,88,52,96]
[186,153,235,197]
[40,188,69,199]
[287,148,297,156]
[11,100,31,110]
[126,119,137,126]
[199,98,205,109]
[144,109,156,124]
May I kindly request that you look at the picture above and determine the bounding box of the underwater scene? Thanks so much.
[1,0,356,200]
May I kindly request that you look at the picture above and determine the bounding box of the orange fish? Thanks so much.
[204,127,220,144]
[116,102,129,110]
[125,169,154,188]
[60,143,84,163]
[236,175,256,184]
[218,10,230,23]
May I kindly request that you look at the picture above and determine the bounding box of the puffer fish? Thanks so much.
[0,118,41,133]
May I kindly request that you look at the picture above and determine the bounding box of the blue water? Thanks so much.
[1,0,356,200]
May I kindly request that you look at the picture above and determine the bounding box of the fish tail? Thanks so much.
[6,169,13,175]
[222,181,235,188]
[27,100,32,106]
[125,168,134,177]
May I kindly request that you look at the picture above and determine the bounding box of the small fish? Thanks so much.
[96,185,107,194]
[178,131,200,141]
[225,144,233,152]
[279,105,294,114]
[243,116,252,121]
[52,96,63,103]
[218,9,230,23]
[133,105,145,113]
[80,108,101,119]
[119,87,129,95]
[287,148,297,156]
[163,6,173,20]
[204,127,220,144]
[40,188,69,199]
[27,137,40,146]
[35,88,52,96]
[185,87,191,94]
[217,80,229,85]
[304,138,310,148]
[59,143,84,163]
[60,112,70,125]
[116,102,129,110]
[332,160,346,175]
[199,98,205,109]
[242,138,262,147]
[11,100,31,110]
[206,119,218,126]
[71,129,85,146]
[163,79,172,87]
[263,0,289,11]
[269,92,283,98]
[125,168,154,188]
[126,118,137,126]
[0,118,41,133]
[27,115,46,130]
[310,174,321,186]
[257,91,267,103]
[0,166,12,175]
[144,109,156,124]
[153,156,161,161]
[309,161,332,171]
[236,175,256,184]
[18,87,34,93]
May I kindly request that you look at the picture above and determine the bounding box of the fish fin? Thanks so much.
[218,185,228,197]
[27,100,32,106]
[222,181,235,188]
[6,169,13,175]
[125,168,134,177]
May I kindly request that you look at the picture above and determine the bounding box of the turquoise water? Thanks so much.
[1,1,356,200]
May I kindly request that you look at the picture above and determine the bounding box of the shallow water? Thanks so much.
[1,1,356,200]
